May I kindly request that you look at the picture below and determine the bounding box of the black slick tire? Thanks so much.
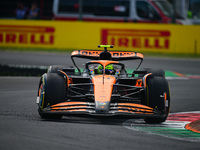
[38,73,66,119]
[47,65,67,73]
[139,68,165,77]
[144,76,170,123]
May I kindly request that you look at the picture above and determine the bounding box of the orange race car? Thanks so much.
[36,45,170,123]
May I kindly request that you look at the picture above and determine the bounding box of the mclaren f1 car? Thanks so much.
[36,45,170,123]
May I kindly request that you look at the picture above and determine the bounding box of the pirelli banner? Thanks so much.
[0,19,200,54]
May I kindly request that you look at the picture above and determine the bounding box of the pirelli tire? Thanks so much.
[139,68,165,77]
[144,76,170,123]
[38,73,67,119]
[47,65,68,73]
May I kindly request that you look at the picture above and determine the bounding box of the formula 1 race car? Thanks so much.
[36,45,170,123]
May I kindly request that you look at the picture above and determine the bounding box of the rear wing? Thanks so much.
[71,45,143,74]
[71,50,143,61]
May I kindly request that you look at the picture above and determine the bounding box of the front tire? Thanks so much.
[37,73,66,119]
[144,76,170,123]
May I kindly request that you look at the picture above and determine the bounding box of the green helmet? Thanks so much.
[97,64,114,74]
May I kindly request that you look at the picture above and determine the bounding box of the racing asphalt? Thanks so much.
[0,51,200,150]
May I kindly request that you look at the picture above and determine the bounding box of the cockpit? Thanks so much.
[84,60,127,76]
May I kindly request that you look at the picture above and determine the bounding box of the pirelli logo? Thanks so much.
[0,25,55,45]
[101,29,170,49]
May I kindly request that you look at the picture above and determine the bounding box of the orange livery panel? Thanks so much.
[71,50,143,60]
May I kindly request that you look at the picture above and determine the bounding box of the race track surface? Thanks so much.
[0,51,200,150]
[1,51,200,75]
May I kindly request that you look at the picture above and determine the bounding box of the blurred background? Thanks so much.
[0,0,200,54]
[0,0,199,24]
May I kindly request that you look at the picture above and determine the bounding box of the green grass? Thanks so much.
[1,46,200,58]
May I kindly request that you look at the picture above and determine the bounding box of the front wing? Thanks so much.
[40,101,164,118]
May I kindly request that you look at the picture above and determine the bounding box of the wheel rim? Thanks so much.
[38,83,45,110]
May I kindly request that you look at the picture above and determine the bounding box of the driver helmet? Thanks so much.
[97,64,115,74]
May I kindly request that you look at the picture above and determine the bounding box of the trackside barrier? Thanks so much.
[0,19,200,54]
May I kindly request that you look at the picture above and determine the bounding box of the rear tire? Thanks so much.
[47,65,67,73]
[144,76,170,123]
[48,65,75,75]
[139,68,165,77]
[38,73,66,119]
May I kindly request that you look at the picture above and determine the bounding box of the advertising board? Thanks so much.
[0,20,199,54]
